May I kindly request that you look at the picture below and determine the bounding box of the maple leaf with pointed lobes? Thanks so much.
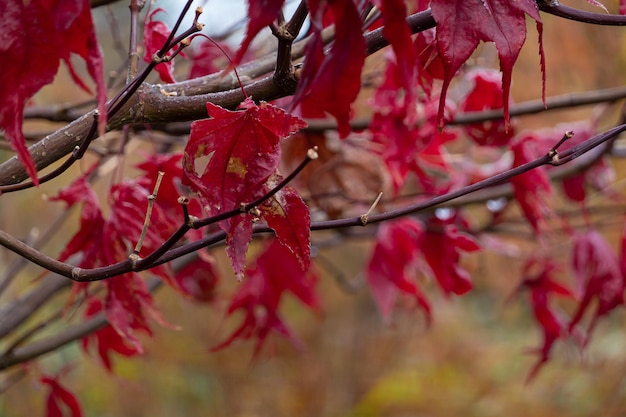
[460,69,516,147]
[143,8,182,83]
[81,298,141,372]
[420,218,480,296]
[182,97,307,278]
[519,259,578,382]
[570,229,625,340]
[510,133,552,234]
[212,239,319,356]
[430,0,544,129]
[366,218,431,324]
[295,0,366,137]
[40,374,83,417]
[0,0,106,184]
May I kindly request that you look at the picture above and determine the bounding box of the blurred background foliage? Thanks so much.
[1,0,626,416]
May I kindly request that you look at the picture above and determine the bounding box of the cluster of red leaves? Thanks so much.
[520,226,626,380]
[212,239,320,356]
[182,97,310,279]
[52,154,218,369]
[370,53,457,194]
[0,0,106,184]
[366,216,479,324]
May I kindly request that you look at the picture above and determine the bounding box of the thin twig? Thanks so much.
[132,171,165,256]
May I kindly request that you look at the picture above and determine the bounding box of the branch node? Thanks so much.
[359,192,383,226]
[307,146,319,160]
[71,267,83,281]
[128,252,142,269]
[547,130,574,165]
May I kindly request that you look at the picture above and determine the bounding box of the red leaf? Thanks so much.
[373,0,418,123]
[104,272,169,352]
[414,28,445,93]
[182,98,306,277]
[143,8,178,83]
[420,219,479,296]
[296,0,366,137]
[430,0,542,128]
[459,69,515,146]
[520,258,577,382]
[212,239,319,355]
[49,169,104,263]
[261,182,311,269]
[229,0,285,69]
[510,133,552,233]
[570,229,624,338]
[366,218,431,324]
[40,374,83,417]
[189,40,234,79]
[174,256,220,302]
[0,0,106,184]
[81,297,141,371]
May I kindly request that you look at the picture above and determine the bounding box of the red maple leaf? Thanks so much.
[229,0,284,69]
[510,133,552,233]
[366,218,431,324]
[182,97,307,278]
[519,258,578,382]
[212,239,319,356]
[189,40,234,79]
[459,68,516,146]
[414,28,445,93]
[554,120,615,203]
[0,0,106,184]
[174,256,220,302]
[81,297,141,372]
[40,373,83,417]
[294,0,366,137]
[570,229,624,340]
[420,218,480,296]
[372,0,418,124]
[430,0,544,128]
[143,8,181,83]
